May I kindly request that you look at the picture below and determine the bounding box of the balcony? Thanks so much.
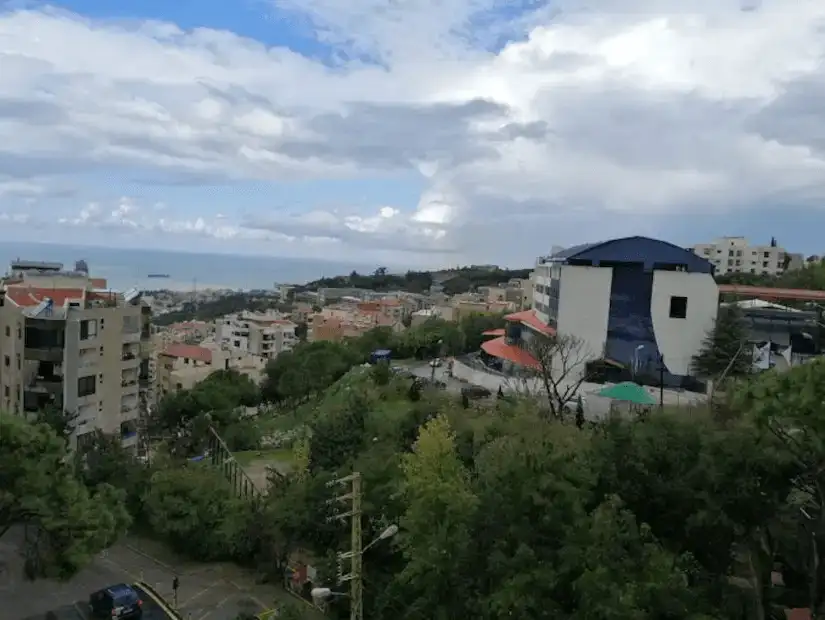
[122,330,141,344]
[27,375,63,394]
[24,346,63,362]
[121,352,140,368]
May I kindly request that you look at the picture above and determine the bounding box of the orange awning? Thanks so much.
[503,310,555,336]
[482,328,506,337]
[481,336,539,369]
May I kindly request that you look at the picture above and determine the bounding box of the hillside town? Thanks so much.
[4,234,825,620]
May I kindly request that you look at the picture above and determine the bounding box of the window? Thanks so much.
[80,319,98,340]
[78,375,96,397]
[669,296,688,319]
[4,386,8,397]
[3,355,8,367]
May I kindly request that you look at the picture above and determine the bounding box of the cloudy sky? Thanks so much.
[1,0,824,268]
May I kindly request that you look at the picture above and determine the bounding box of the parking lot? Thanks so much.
[1,529,288,620]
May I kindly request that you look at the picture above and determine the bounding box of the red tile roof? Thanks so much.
[5,286,85,308]
[482,328,506,337]
[504,309,556,335]
[161,343,213,364]
[481,336,540,369]
[719,284,825,301]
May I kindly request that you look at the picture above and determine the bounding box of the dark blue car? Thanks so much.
[89,584,143,619]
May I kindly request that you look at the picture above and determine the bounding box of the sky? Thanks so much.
[1,0,825,268]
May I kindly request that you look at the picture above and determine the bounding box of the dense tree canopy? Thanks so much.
[300,266,531,296]
[152,369,262,455]
[0,414,130,579]
[260,314,504,407]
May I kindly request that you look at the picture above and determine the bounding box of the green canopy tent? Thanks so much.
[596,381,657,405]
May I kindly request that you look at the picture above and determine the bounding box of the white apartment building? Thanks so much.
[691,237,803,276]
[219,311,297,360]
[0,259,152,452]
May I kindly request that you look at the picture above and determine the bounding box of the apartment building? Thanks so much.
[219,311,298,360]
[0,259,151,452]
[691,237,804,276]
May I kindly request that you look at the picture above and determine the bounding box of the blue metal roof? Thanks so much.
[550,236,713,273]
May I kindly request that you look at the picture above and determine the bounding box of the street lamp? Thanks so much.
[363,524,398,554]
[314,523,398,618]
[311,587,348,600]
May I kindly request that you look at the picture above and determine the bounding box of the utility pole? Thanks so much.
[328,472,363,620]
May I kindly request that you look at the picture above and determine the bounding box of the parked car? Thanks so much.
[429,358,443,368]
[89,584,143,619]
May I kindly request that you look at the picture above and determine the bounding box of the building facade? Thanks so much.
[531,236,719,384]
[219,311,297,360]
[0,260,151,452]
[691,237,803,276]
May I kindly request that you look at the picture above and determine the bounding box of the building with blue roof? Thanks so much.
[532,236,719,386]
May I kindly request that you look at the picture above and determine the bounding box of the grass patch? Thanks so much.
[234,447,296,467]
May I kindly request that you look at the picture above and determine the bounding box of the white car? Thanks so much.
[429,358,443,367]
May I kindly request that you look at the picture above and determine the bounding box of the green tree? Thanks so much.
[568,496,708,619]
[591,411,797,615]
[0,414,130,579]
[691,304,750,378]
[734,359,825,615]
[76,430,150,515]
[34,405,78,444]
[143,466,245,560]
[393,415,477,619]
[308,391,368,472]
[472,420,592,618]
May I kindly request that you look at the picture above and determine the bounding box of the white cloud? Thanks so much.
[1,1,825,263]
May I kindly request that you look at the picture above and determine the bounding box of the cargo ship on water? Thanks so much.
[147,274,170,279]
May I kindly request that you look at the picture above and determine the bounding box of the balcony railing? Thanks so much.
[122,352,137,361]
[24,346,63,362]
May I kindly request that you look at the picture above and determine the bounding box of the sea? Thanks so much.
[0,241,384,292]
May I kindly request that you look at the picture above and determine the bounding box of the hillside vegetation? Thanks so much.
[8,314,825,618]
[301,265,531,295]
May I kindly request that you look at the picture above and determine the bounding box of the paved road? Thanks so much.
[1,529,282,620]
[398,361,466,393]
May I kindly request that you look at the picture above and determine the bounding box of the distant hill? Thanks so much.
[300,266,532,296]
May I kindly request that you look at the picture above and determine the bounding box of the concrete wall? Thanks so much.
[556,265,612,361]
[650,271,719,376]
[451,358,541,393]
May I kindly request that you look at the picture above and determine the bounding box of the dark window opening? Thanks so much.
[669,296,688,319]
[77,375,96,397]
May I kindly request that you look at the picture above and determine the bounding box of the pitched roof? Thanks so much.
[5,286,86,308]
[504,310,556,335]
[481,336,540,369]
[161,343,213,363]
